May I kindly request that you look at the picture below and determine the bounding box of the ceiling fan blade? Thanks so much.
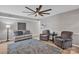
[38,5,42,11]
[42,13,50,14]
[35,14,37,16]
[40,14,43,16]
[22,11,33,13]
[40,9,52,13]
[25,6,35,12]
[39,13,43,16]
[35,5,42,13]
[28,13,35,15]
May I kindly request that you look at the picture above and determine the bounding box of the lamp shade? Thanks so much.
[6,24,10,28]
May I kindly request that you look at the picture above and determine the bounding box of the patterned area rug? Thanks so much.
[8,39,61,54]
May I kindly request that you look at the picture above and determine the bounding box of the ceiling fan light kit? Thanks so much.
[23,5,52,17]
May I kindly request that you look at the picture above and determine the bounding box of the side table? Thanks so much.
[52,32,57,42]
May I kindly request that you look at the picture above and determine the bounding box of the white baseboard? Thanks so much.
[72,44,79,47]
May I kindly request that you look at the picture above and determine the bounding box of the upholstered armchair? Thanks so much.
[40,30,50,41]
[54,31,73,49]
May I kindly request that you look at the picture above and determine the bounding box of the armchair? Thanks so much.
[40,30,50,41]
[54,31,73,49]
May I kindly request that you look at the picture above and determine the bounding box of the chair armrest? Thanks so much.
[55,38,72,42]
[40,34,47,36]
[55,36,62,38]
[64,39,72,42]
[40,34,47,35]
[55,38,64,41]
[40,34,48,37]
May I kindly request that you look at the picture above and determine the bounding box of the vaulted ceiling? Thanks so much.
[0,5,79,20]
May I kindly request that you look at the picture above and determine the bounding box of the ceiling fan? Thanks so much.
[23,5,52,16]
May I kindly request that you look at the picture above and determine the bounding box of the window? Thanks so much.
[18,22,26,30]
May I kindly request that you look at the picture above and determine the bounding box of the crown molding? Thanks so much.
[0,12,40,21]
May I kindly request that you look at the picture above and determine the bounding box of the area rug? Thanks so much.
[7,39,61,54]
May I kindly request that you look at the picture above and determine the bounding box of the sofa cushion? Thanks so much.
[24,30,31,34]
[14,31,23,36]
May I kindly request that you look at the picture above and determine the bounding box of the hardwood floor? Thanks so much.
[42,41,79,54]
[0,43,7,54]
[0,41,14,54]
[0,40,79,54]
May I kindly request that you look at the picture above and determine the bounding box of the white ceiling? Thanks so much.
[0,5,79,19]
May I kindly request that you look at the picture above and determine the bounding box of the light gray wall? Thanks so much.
[0,22,6,41]
[40,9,79,45]
[0,18,40,41]
[58,9,79,45]
[40,15,60,34]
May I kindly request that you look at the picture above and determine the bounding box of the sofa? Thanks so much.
[14,30,32,42]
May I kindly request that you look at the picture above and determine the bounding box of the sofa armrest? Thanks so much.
[14,34,32,41]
